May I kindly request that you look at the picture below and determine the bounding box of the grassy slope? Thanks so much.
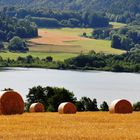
[0,112,140,140]
[0,22,126,61]
[69,39,123,54]
[0,52,77,61]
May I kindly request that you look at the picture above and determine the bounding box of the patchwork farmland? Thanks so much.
[28,28,125,54]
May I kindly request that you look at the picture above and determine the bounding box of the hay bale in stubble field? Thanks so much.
[29,103,45,113]
[109,99,133,114]
[58,102,77,114]
[0,90,24,115]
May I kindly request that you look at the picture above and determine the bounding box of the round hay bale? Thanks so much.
[58,102,77,114]
[29,103,45,113]
[0,90,24,115]
[109,99,133,114]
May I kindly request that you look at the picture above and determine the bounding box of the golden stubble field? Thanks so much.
[1,112,140,140]
[29,28,92,46]
[30,28,90,46]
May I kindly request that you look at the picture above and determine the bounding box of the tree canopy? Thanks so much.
[8,36,28,52]
[26,86,77,112]
[0,15,38,42]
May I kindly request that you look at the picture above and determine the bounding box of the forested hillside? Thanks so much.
[0,0,140,14]
[1,0,140,23]
[1,7,109,28]
[0,0,140,72]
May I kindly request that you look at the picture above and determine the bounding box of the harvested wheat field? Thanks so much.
[29,28,125,54]
[1,112,140,140]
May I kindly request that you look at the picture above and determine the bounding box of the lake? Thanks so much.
[0,67,140,105]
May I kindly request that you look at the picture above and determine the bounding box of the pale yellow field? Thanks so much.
[29,28,125,54]
[1,112,140,140]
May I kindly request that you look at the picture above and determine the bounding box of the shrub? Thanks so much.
[133,102,140,111]
[8,36,28,52]
[100,101,109,111]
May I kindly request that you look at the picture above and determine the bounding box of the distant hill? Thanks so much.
[0,0,140,14]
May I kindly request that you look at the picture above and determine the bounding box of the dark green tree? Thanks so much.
[8,36,28,52]
[0,42,4,50]
[133,102,140,111]
[46,87,76,112]
[111,35,122,49]
[100,101,109,111]
[46,56,53,62]
[26,86,77,112]
[80,97,99,111]
[7,31,16,41]
[75,101,85,111]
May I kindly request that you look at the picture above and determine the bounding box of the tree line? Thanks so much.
[1,0,140,24]
[25,85,140,112]
[63,46,140,72]
[0,47,140,72]
[2,7,109,28]
[25,85,108,112]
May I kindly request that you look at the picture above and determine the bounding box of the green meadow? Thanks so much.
[0,52,77,61]
[68,39,124,54]
[29,26,125,55]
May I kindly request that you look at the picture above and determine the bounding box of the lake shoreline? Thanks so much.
[1,66,140,74]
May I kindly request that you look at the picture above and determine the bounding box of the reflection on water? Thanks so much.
[0,67,140,105]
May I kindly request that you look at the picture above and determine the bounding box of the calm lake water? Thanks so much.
[0,67,140,105]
